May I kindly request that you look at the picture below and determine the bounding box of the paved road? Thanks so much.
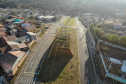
[14,17,66,84]
[75,17,103,84]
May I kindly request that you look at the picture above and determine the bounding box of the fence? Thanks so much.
[99,39,126,51]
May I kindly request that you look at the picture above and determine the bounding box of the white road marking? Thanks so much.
[20,77,24,83]
[26,77,30,84]
[33,78,37,84]
[24,77,28,84]
[30,78,34,84]
[29,77,33,84]
[31,53,41,72]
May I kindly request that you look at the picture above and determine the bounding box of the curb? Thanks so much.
[78,17,106,84]
[87,39,106,84]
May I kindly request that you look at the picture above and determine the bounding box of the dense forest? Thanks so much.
[0,0,126,16]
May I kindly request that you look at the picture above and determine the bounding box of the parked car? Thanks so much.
[44,26,49,29]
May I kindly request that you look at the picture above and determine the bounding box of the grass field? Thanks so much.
[38,27,79,84]
[62,18,75,26]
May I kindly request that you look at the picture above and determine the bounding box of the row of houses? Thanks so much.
[0,8,40,83]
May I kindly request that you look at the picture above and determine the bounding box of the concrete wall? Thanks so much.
[12,50,29,75]
[12,52,25,70]
[99,39,126,51]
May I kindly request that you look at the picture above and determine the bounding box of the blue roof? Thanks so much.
[14,19,22,22]
[114,26,120,29]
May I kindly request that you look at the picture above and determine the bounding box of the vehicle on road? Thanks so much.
[44,26,49,29]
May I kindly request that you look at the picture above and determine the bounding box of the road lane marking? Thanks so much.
[29,77,33,84]
[17,18,64,84]
[24,77,28,84]
[31,53,41,72]
[20,77,24,83]
[33,78,37,84]
[26,77,30,84]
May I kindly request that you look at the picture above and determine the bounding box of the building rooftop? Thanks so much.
[27,32,36,35]
[107,49,126,61]
[24,25,36,32]
[0,51,25,72]
[2,35,17,41]
[7,41,20,45]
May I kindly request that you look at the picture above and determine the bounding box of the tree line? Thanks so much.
[90,24,126,48]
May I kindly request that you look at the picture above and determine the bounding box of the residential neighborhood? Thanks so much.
[0,0,126,84]
[0,8,59,84]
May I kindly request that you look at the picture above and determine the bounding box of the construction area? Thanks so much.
[38,18,79,84]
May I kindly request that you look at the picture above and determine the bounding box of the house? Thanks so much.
[16,31,30,43]
[0,38,12,55]
[0,13,6,18]
[0,66,9,84]
[0,38,27,55]
[0,35,18,42]
[37,16,44,21]
[23,13,31,18]
[25,20,33,25]
[0,32,6,37]
[0,25,7,33]
[42,16,55,22]
[0,51,25,77]
[23,25,36,32]
[9,29,18,35]
[13,19,24,23]
[27,32,37,40]
[21,23,30,27]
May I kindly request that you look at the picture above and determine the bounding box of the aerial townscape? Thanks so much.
[0,0,126,84]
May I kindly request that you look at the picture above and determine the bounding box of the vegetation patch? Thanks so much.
[31,42,37,50]
[38,27,79,84]
[62,17,75,26]
[90,24,126,47]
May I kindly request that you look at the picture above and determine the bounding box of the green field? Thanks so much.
[62,18,75,26]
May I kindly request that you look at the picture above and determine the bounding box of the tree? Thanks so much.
[99,30,105,39]
[30,15,34,20]
[110,34,119,44]
[103,33,112,42]
[93,28,102,37]
[119,36,126,47]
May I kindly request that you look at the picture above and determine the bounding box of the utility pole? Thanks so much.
[63,17,71,47]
